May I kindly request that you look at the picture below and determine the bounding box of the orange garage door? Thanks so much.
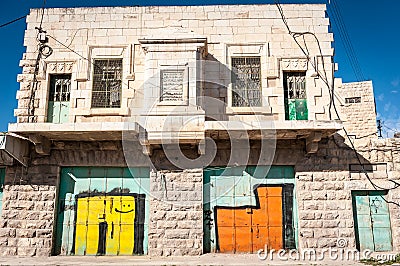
[216,186,283,253]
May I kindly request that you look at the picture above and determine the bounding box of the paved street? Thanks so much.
[0,254,367,265]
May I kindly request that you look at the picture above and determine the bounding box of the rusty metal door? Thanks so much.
[216,186,283,253]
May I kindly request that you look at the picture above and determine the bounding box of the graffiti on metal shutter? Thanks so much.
[74,192,145,255]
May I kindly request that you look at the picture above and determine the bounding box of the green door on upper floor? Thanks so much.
[47,74,71,123]
[284,72,308,121]
[352,190,392,252]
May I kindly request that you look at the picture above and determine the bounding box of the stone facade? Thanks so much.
[148,169,203,256]
[0,3,397,258]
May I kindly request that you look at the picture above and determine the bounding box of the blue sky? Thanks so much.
[0,0,398,136]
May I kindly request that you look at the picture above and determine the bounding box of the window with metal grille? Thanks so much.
[284,72,308,120]
[284,72,306,100]
[49,74,71,102]
[345,97,361,104]
[92,59,122,108]
[231,57,262,107]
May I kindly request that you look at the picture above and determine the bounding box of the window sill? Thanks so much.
[157,100,189,106]
[226,106,272,115]
[82,108,130,116]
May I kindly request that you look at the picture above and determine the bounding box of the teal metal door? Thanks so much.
[352,191,392,251]
[47,75,71,123]
[0,168,4,215]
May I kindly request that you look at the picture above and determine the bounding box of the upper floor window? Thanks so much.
[231,57,261,107]
[284,72,308,120]
[47,74,71,123]
[92,59,122,108]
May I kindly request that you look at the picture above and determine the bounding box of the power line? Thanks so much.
[328,0,365,81]
[0,15,27,29]
[275,2,400,208]
[39,0,47,30]
[47,35,135,91]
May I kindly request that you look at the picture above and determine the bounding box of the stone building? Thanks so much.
[0,3,399,258]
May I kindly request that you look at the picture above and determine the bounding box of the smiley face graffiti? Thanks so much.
[115,203,135,213]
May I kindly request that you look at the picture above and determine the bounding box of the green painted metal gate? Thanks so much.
[0,168,4,215]
[352,191,392,251]
[55,167,150,256]
[47,75,71,123]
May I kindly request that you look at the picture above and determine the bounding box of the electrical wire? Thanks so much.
[0,15,27,28]
[382,123,398,133]
[275,1,400,208]
[47,34,135,90]
[28,0,51,122]
[328,0,365,81]
[39,0,47,30]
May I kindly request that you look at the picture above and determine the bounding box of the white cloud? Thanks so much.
[391,79,400,87]
[391,90,398,94]
[377,93,384,101]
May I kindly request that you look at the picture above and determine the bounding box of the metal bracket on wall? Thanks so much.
[0,133,30,167]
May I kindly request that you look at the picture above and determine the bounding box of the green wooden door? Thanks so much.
[0,168,4,215]
[47,75,71,123]
[286,99,308,120]
[48,101,70,123]
[283,72,308,120]
[353,191,392,251]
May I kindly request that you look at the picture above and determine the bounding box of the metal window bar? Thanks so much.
[49,75,71,102]
[284,72,306,99]
[92,59,122,108]
[232,57,262,107]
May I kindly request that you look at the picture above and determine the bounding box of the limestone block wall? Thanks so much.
[287,137,400,252]
[1,137,400,256]
[0,141,130,256]
[15,4,334,123]
[148,169,203,256]
[336,80,377,138]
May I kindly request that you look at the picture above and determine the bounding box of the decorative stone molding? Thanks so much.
[281,58,308,71]
[306,131,322,154]
[29,134,51,156]
[48,62,74,74]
